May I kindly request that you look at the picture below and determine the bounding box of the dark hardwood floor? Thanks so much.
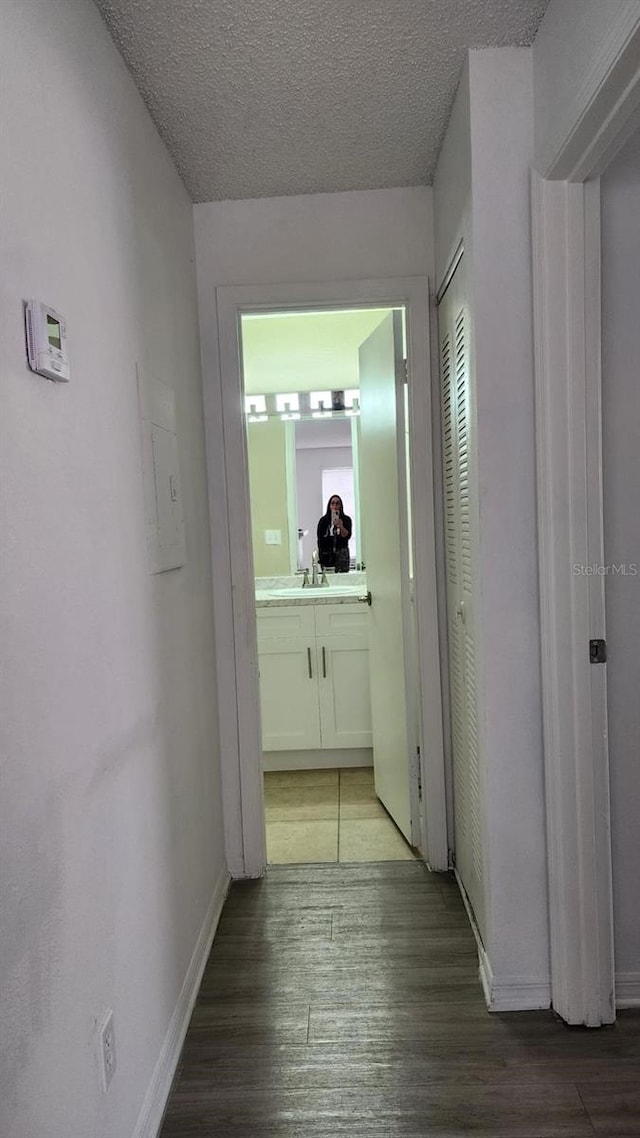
[160,862,640,1137]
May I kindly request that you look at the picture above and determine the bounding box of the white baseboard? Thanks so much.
[478,937,551,1012]
[455,871,637,1012]
[479,945,551,1011]
[132,864,230,1138]
[486,968,552,1011]
[483,971,638,1014]
[478,943,493,1008]
[453,870,551,1012]
[480,970,638,1013]
[616,972,640,1008]
[262,748,373,771]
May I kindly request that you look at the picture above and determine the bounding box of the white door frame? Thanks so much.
[532,20,640,1024]
[207,276,448,877]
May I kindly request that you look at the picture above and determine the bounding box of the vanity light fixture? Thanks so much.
[244,389,359,422]
[344,389,360,413]
[276,392,299,412]
[310,390,332,419]
[310,390,332,410]
[245,394,267,415]
[275,392,300,422]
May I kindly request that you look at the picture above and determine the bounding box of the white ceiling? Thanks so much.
[93,0,549,203]
[241,309,391,394]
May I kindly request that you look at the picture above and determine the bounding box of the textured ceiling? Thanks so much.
[94,0,549,203]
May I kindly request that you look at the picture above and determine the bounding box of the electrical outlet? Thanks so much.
[99,1011,116,1092]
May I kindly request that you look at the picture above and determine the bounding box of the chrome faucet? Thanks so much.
[311,549,321,587]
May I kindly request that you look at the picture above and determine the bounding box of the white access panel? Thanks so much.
[137,365,186,574]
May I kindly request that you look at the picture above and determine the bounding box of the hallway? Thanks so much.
[159,863,640,1136]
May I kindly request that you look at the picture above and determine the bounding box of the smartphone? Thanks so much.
[331,510,339,526]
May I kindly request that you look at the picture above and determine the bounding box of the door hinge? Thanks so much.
[590,638,607,664]
[403,358,408,383]
[448,848,456,871]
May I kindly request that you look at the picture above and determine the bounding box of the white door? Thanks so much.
[358,311,414,841]
[439,263,484,933]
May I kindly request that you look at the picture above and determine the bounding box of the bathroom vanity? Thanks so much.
[255,574,372,762]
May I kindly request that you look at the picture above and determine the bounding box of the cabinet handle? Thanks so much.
[322,646,326,678]
[307,646,313,679]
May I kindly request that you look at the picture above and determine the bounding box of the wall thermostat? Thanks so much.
[24,299,70,382]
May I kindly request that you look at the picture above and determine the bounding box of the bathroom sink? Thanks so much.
[265,586,310,598]
[257,584,363,600]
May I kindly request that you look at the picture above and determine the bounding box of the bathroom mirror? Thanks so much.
[246,413,361,577]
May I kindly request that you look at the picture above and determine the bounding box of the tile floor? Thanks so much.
[264,766,415,864]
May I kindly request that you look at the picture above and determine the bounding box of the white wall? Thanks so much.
[247,419,292,576]
[433,62,472,287]
[0,3,225,1136]
[601,126,640,983]
[533,0,640,175]
[468,49,547,991]
[433,49,549,1002]
[195,187,433,287]
[194,187,434,872]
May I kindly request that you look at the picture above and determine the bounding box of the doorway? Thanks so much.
[600,126,640,1009]
[241,304,418,865]
[531,77,640,1024]
[211,277,447,878]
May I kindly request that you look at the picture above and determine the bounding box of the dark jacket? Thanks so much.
[317,508,352,571]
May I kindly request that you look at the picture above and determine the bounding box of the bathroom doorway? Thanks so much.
[211,276,447,878]
[240,303,425,865]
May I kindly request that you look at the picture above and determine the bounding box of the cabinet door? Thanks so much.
[315,605,372,749]
[257,607,321,751]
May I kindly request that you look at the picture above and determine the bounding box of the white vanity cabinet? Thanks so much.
[256,603,372,751]
[256,607,322,751]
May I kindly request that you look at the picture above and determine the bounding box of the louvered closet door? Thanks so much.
[439,262,485,936]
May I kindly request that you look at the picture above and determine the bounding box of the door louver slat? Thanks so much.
[440,282,484,937]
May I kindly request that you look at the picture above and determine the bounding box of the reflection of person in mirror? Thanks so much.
[317,494,352,573]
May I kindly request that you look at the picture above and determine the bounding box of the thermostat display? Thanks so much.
[47,315,62,350]
[25,299,70,382]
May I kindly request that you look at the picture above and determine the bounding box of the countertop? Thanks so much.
[255,573,368,609]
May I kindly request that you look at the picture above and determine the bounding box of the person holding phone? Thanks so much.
[317,494,352,572]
